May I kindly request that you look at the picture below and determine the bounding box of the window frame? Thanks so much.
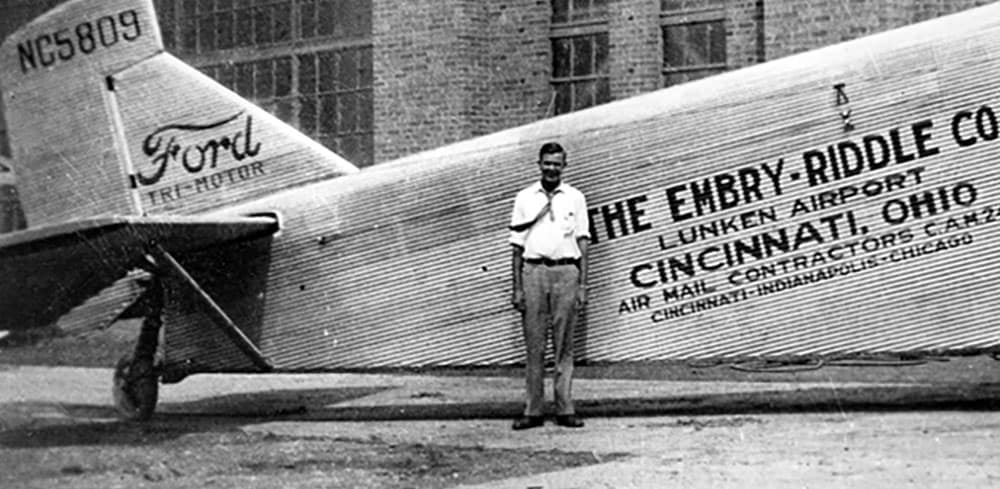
[660,8,728,86]
[549,8,610,115]
[552,0,609,25]
[155,0,375,166]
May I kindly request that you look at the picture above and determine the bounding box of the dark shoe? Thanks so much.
[511,416,544,430]
[555,414,584,428]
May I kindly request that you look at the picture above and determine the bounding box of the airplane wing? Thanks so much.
[0,215,278,332]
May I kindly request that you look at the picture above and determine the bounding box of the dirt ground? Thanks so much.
[1,419,614,489]
[3,324,1000,488]
[0,325,616,488]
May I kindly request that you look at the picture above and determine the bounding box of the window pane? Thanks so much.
[300,0,316,38]
[273,2,292,42]
[357,89,373,132]
[254,59,274,99]
[300,95,317,133]
[199,64,216,79]
[181,17,197,51]
[318,135,337,153]
[686,24,708,65]
[254,4,272,44]
[216,64,234,90]
[235,62,254,98]
[572,0,592,21]
[572,36,593,77]
[275,57,292,96]
[320,93,338,134]
[317,0,336,36]
[183,0,197,18]
[339,49,358,90]
[275,99,294,122]
[595,32,609,74]
[573,80,595,110]
[216,11,233,49]
[354,0,372,36]
[339,91,357,133]
[235,6,253,46]
[197,0,213,14]
[663,25,684,67]
[198,15,215,52]
[157,0,176,49]
[341,135,359,163]
[358,47,373,87]
[552,38,571,78]
[340,0,360,37]
[217,0,232,10]
[554,83,572,115]
[591,0,607,15]
[319,51,338,93]
[709,20,726,63]
[552,0,569,23]
[357,133,374,167]
[596,77,610,104]
[299,54,317,94]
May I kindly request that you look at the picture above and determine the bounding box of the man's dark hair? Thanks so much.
[538,142,565,160]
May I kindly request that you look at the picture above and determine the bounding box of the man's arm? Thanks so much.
[576,237,590,307]
[574,190,591,308]
[511,244,525,312]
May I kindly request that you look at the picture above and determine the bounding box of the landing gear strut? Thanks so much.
[112,272,163,421]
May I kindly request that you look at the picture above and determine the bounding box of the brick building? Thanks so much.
[0,0,994,173]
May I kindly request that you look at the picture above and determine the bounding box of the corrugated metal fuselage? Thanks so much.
[163,4,1000,373]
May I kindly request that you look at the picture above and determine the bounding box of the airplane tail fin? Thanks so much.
[1,0,358,228]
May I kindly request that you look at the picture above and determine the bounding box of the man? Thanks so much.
[508,142,590,430]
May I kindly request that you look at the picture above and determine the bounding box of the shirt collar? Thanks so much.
[532,181,564,194]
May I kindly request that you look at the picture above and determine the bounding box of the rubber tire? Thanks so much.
[112,354,159,421]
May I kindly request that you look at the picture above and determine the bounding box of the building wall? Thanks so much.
[1,0,997,167]
[373,0,480,161]
[609,0,662,99]
[373,0,551,162]
[764,0,995,60]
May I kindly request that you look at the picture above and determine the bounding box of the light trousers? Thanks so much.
[521,262,580,416]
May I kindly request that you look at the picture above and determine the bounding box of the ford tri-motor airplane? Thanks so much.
[3,0,1000,419]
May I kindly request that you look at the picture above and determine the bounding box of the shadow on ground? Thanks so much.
[4,382,1000,449]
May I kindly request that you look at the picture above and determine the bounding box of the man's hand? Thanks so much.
[511,288,526,313]
[575,285,588,308]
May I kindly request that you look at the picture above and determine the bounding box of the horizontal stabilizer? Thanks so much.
[0,215,278,331]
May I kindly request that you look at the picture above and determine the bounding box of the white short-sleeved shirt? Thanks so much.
[509,181,590,259]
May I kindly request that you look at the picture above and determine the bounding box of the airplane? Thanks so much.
[3,0,1000,420]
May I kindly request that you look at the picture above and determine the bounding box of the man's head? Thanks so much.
[537,142,567,186]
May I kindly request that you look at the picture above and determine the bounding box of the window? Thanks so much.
[552,0,608,24]
[200,48,374,166]
[299,0,372,40]
[157,0,293,53]
[155,0,375,166]
[157,0,373,51]
[551,33,610,115]
[661,9,727,88]
[550,0,610,115]
[297,47,374,165]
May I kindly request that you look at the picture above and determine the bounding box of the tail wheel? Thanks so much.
[112,354,159,421]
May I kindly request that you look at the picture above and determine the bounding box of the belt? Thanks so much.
[524,257,579,267]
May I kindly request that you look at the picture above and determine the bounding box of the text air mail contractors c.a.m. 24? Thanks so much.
[3,0,1000,419]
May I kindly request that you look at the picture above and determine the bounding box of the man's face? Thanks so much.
[538,152,566,184]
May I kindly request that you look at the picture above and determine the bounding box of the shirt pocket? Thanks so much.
[558,209,577,236]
